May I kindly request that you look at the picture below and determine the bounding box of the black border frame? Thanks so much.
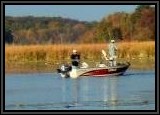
[1,0,159,114]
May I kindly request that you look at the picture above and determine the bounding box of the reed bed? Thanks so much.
[5,41,155,65]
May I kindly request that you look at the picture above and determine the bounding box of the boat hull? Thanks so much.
[79,63,130,77]
[57,62,130,78]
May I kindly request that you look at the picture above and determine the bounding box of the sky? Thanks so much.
[5,5,138,22]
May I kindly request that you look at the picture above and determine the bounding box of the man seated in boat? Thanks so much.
[70,49,80,68]
[108,39,117,66]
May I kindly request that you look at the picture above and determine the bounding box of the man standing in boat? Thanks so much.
[108,39,117,66]
[70,49,80,68]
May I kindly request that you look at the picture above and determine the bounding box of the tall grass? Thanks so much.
[5,41,155,65]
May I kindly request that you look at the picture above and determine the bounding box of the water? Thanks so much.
[5,70,155,110]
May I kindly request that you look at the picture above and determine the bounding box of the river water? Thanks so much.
[5,70,155,110]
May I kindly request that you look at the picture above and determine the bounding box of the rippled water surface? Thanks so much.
[5,70,155,110]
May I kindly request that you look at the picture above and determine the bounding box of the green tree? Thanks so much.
[5,27,13,44]
[95,19,112,42]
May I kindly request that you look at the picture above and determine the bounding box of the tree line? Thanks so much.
[5,5,155,44]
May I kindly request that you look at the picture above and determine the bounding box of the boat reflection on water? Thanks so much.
[61,78,80,108]
[105,77,119,110]
[61,76,119,109]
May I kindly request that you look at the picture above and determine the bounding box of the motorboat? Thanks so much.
[57,61,130,78]
[57,49,130,78]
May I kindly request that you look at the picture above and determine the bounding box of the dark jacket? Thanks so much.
[70,53,80,66]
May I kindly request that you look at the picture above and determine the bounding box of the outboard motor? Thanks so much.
[57,64,72,78]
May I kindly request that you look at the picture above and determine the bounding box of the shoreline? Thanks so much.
[5,58,155,74]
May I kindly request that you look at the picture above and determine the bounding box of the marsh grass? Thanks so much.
[5,41,155,73]
[5,41,154,68]
[5,41,155,63]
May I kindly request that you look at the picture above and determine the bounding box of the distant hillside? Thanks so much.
[5,5,155,44]
[5,16,97,44]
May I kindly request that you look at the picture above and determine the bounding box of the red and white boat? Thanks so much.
[57,50,130,78]
[77,62,130,77]
[57,62,130,78]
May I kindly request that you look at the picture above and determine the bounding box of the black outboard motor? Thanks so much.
[57,64,72,78]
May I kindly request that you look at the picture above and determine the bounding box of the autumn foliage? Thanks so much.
[5,5,155,44]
